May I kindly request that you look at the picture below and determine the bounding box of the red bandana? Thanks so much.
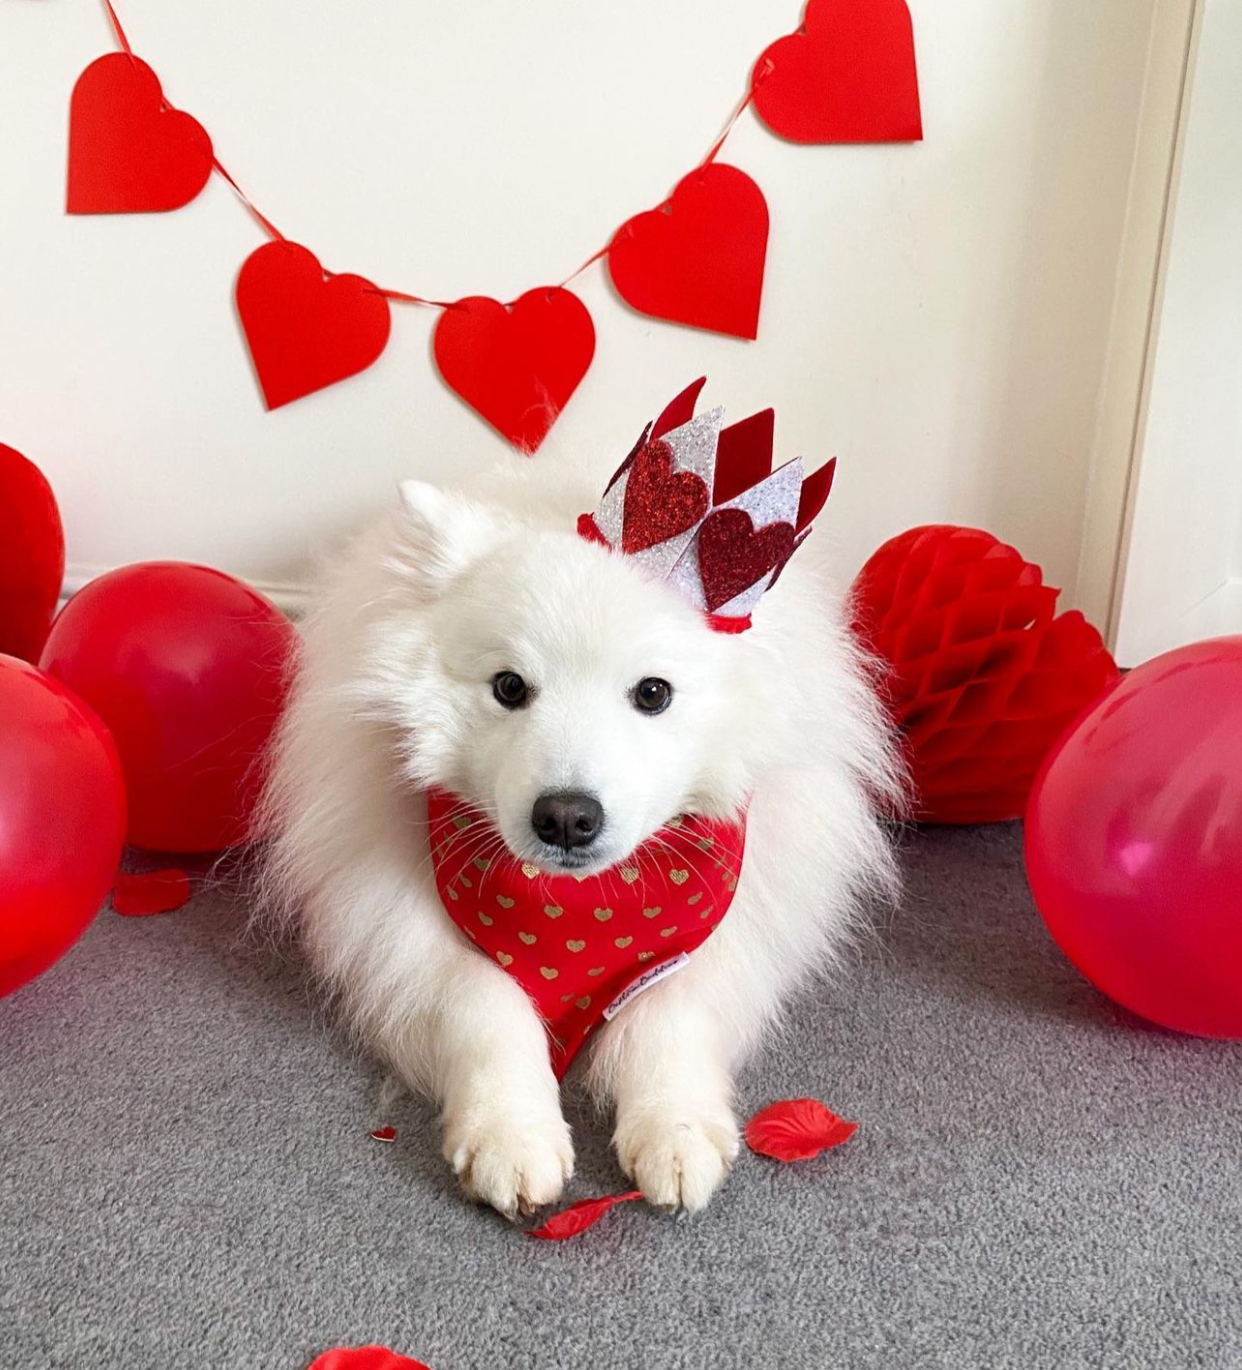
[428,789,746,1076]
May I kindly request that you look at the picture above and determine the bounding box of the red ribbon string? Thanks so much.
[210,158,287,243]
[556,245,610,291]
[101,0,134,60]
[371,287,462,310]
[95,0,764,311]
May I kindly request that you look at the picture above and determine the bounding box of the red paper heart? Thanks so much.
[112,869,191,917]
[745,1098,858,1161]
[621,439,710,553]
[369,1125,397,1143]
[235,241,391,409]
[697,509,795,612]
[527,1190,644,1241]
[752,0,922,145]
[0,445,64,663]
[67,53,213,214]
[608,164,769,339]
[433,288,595,453]
[307,1349,431,1370]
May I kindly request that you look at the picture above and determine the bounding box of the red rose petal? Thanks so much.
[744,1098,858,1161]
[369,1126,397,1143]
[307,1349,431,1370]
[526,1189,643,1241]
[112,869,191,917]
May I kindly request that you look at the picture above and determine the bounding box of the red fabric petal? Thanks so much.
[745,1098,858,1161]
[526,1190,643,1241]
[307,1349,432,1370]
[112,869,191,917]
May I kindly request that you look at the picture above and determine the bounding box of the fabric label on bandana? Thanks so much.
[601,952,690,1021]
[427,788,746,1077]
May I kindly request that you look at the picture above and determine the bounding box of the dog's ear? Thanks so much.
[395,480,498,586]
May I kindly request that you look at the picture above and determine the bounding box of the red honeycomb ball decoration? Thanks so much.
[852,525,1119,824]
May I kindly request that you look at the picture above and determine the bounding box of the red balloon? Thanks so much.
[0,444,65,662]
[0,655,126,998]
[1025,636,1242,1039]
[40,563,297,853]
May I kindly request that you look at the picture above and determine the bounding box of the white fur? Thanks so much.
[259,441,902,1217]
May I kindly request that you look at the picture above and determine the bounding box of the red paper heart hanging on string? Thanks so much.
[67,53,214,214]
[608,164,769,339]
[621,438,710,553]
[698,508,795,612]
[852,525,1119,824]
[433,288,595,452]
[236,241,392,409]
[752,0,922,145]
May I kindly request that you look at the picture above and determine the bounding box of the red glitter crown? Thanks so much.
[577,378,835,633]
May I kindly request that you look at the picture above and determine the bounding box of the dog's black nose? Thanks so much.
[531,790,604,851]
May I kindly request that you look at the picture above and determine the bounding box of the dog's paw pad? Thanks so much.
[615,1112,739,1214]
[445,1112,574,1219]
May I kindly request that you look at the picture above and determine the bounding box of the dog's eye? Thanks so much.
[632,677,673,715]
[492,671,529,710]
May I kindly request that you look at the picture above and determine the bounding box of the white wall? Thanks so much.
[0,0,1158,609]
[1114,0,1242,665]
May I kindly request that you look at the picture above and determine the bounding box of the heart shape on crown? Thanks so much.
[621,439,710,554]
[698,509,796,613]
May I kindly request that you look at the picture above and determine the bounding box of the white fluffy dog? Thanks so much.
[261,406,900,1218]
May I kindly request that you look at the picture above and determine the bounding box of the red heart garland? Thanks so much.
[608,164,769,340]
[697,509,795,612]
[621,439,710,553]
[235,241,392,409]
[752,0,922,145]
[433,288,595,452]
[67,53,213,214]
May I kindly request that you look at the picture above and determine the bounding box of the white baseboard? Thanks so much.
[60,563,313,619]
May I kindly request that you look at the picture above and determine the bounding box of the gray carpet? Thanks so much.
[2,824,1240,1370]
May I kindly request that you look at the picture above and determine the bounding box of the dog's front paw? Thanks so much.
[443,1105,574,1220]
[614,1107,740,1214]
